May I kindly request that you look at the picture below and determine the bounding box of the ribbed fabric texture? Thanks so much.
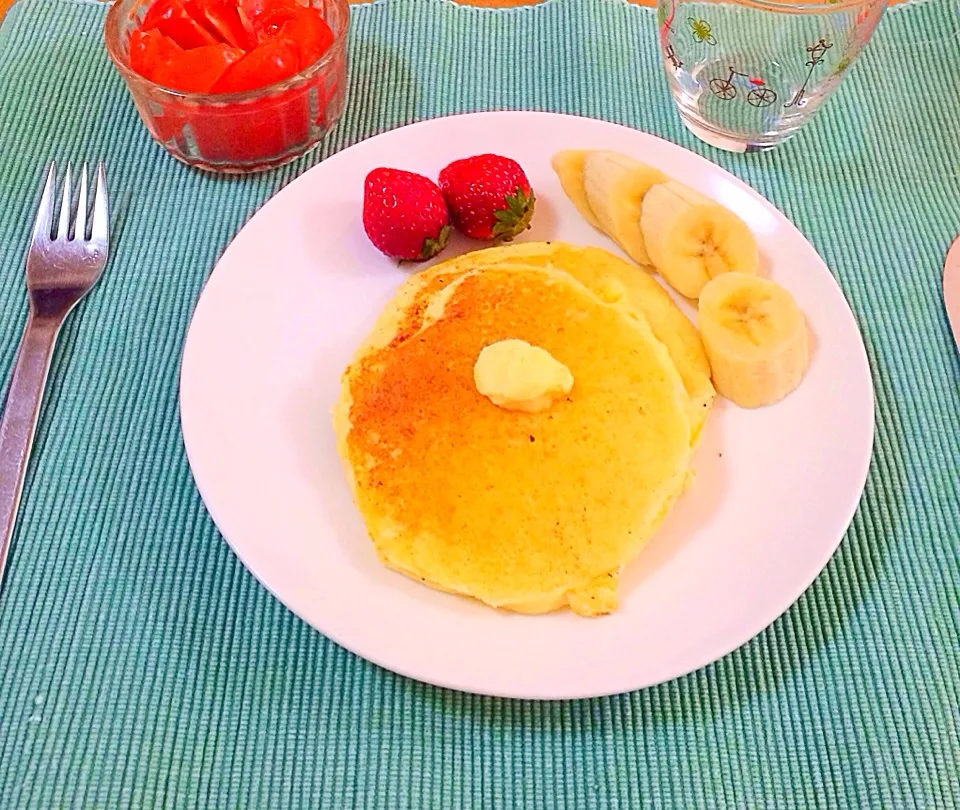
[0,0,958,807]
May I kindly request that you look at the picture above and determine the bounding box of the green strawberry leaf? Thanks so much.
[491,187,536,241]
[420,224,452,260]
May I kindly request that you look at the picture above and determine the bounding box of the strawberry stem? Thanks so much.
[492,187,535,241]
[420,224,452,260]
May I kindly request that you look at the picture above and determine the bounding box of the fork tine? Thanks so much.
[91,162,108,244]
[56,162,73,241]
[74,164,88,242]
[31,163,56,243]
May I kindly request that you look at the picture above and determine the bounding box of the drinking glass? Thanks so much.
[657,0,887,151]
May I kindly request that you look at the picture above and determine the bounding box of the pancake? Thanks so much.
[360,242,714,442]
[334,264,693,616]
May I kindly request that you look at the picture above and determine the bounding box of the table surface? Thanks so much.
[0,0,914,24]
[0,0,956,807]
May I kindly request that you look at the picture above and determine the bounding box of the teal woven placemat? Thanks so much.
[0,0,958,806]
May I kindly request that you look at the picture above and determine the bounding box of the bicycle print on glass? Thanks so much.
[709,67,778,108]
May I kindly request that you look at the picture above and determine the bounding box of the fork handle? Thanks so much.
[0,312,63,584]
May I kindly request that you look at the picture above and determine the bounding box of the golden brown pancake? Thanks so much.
[360,242,714,442]
[334,264,693,616]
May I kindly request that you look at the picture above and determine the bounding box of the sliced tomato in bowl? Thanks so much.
[152,42,245,92]
[277,9,334,69]
[187,86,312,163]
[116,0,344,169]
[141,0,218,48]
[210,36,300,93]
[238,0,298,26]
[131,0,336,90]
[195,0,258,50]
[129,28,184,80]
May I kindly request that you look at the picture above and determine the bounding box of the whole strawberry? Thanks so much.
[363,168,452,261]
[438,154,535,241]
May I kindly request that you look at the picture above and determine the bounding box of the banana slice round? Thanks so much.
[698,272,809,408]
[641,181,759,299]
[582,151,667,267]
[551,150,604,231]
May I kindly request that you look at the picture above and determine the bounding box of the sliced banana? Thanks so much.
[551,151,603,231]
[697,272,809,408]
[641,181,759,299]
[582,151,667,267]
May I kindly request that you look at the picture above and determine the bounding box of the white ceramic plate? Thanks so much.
[180,111,874,700]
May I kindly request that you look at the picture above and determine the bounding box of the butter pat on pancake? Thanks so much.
[334,265,693,616]
[474,339,574,412]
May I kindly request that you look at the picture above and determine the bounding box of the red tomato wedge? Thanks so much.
[195,0,258,50]
[252,6,297,40]
[129,29,183,81]
[238,0,298,25]
[141,0,218,49]
[277,10,334,69]
[152,43,244,92]
[210,37,299,93]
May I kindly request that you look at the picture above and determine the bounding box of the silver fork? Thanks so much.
[0,163,109,584]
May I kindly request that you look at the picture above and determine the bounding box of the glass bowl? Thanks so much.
[104,0,349,174]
